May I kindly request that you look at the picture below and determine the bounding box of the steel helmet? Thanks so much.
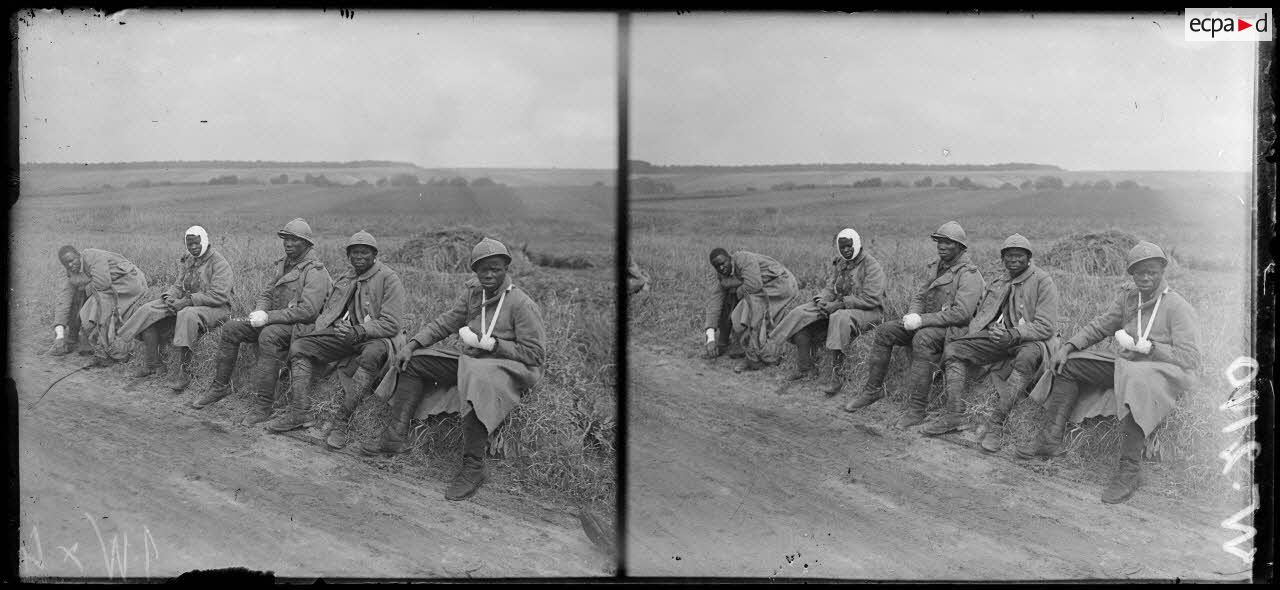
[1126,240,1168,274]
[930,220,968,248]
[346,230,378,253]
[1000,233,1033,257]
[278,217,316,246]
[471,237,512,270]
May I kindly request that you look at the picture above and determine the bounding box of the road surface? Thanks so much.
[626,345,1250,581]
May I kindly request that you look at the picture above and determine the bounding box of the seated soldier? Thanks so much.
[918,234,1060,449]
[267,231,405,445]
[701,248,802,372]
[50,245,149,366]
[843,221,984,427]
[369,238,546,502]
[1016,241,1200,505]
[769,228,886,394]
[117,225,233,392]
[190,218,332,426]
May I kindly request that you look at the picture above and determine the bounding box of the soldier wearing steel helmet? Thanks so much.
[1016,241,1200,505]
[916,233,1062,449]
[367,237,546,502]
[844,221,985,428]
[191,218,332,426]
[265,230,407,441]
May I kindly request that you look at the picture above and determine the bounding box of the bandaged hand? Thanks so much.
[249,310,268,328]
[478,335,497,351]
[903,313,922,331]
[1113,329,1136,351]
[1133,339,1152,355]
[459,326,481,348]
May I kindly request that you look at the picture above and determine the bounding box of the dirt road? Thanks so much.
[12,351,609,580]
[626,345,1250,581]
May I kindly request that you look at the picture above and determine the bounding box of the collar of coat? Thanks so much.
[464,274,514,305]
[275,247,321,268]
[832,250,867,267]
[992,262,1042,287]
[928,251,974,274]
[1126,277,1173,309]
[181,247,215,267]
[341,260,385,283]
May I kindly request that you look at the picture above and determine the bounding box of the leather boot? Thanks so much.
[1015,379,1081,460]
[820,350,847,395]
[168,346,194,392]
[446,410,490,501]
[733,357,762,373]
[978,369,1028,453]
[845,344,892,411]
[361,376,428,456]
[192,341,239,409]
[921,360,971,436]
[131,328,162,378]
[895,359,935,428]
[1101,415,1145,503]
[242,353,281,425]
[785,330,816,381]
[267,357,316,432]
[326,367,376,450]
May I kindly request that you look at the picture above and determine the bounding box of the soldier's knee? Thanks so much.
[912,329,944,352]
[873,323,900,346]
[176,306,201,323]
[1013,348,1042,374]
[220,320,249,342]
[358,341,388,370]
[258,325,292,352]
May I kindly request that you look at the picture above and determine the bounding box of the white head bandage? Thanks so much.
[835,228,861,261]
[186,225,209,257]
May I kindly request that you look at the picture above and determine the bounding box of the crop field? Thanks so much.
[11,162,618,512]
[629,167,1253,501]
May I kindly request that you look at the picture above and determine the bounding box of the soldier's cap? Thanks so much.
[346,230,378,253]
[930,220,968,248]
[471,237,512,270]
[277,217,316,246]
[1000,233,1033,257]
[1126,240,1168,274]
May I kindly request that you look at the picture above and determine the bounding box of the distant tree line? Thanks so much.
[24,159,419,170]
[629,159,1063,174]
[763,174,1149,193]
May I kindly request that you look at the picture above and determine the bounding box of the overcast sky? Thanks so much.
[16,9,615,168]
[632,12,1258,171]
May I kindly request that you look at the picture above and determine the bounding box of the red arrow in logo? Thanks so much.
[1238,18,1253,31]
